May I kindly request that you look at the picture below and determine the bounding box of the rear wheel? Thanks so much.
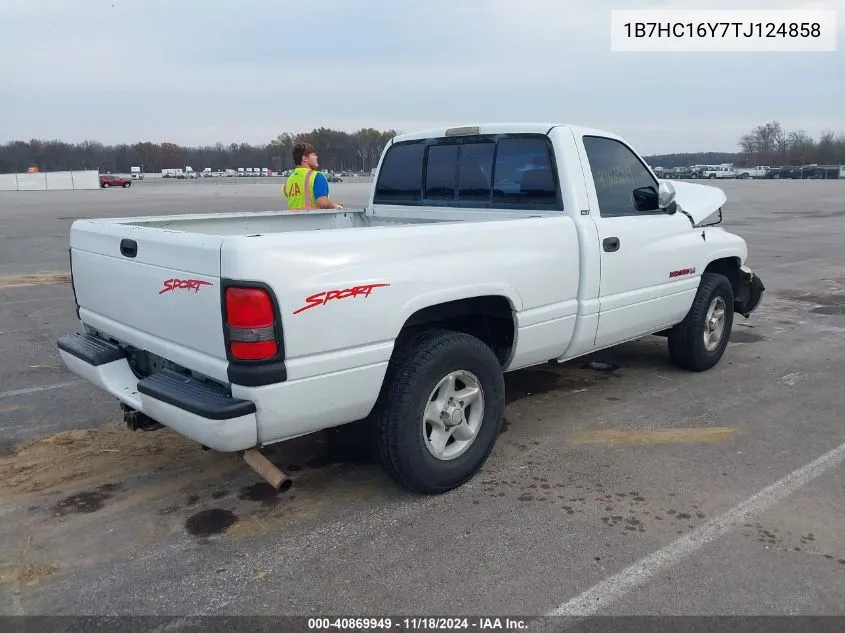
[668,273,734,371]
[102,183,109,188]
[371,329,505,494]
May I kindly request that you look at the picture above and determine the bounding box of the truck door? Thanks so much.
[578,135,703,349]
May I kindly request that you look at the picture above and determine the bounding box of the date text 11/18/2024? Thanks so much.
[307,617,530,630]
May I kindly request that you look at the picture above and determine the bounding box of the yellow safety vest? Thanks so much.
[283,167,319,210]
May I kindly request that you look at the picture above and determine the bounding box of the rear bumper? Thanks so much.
[734,265,765,318]
[56,332,257,452]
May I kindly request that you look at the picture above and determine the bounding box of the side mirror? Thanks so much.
[658,180,677,214]
[632,185,659,212]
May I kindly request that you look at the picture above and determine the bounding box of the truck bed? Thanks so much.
[107,207,552,236]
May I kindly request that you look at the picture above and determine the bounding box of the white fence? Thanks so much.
[0,170,100,191]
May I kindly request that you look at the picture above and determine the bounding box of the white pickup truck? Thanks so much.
[57,122,765,494]
[735,166,770,179]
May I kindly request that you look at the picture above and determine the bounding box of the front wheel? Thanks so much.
[123,182,131,188]
[668,273,734,371]
[371,329,506,494]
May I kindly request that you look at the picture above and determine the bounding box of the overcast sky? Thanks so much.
[2,0,842,154]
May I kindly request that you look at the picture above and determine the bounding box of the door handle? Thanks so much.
[603,237,620,252]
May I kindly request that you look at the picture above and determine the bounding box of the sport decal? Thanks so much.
[159,278,213,294]
[669,267,696,278]
[293,283,390,315]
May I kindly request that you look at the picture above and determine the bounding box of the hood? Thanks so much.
[662,180,727,226]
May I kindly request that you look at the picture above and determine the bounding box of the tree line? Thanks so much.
[645,121,845,169]
[1,121,843,174]
[0,127,399,174]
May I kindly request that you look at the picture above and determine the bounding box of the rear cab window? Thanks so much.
[374,133,562,211]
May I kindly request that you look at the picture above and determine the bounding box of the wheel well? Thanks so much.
[704,257,740,296]
[395,296,516,366]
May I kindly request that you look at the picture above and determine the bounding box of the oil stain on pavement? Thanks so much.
[185,509,238,537]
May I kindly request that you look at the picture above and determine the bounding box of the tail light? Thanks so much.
[224,287,279,361]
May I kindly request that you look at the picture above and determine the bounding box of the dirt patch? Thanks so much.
[1,536,59,588]
[569,427,737,446]
[0,271,71,288]
[15,562,58,586]
[0,426,221,500]
[225,517,266,538]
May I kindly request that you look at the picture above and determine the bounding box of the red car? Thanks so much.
[100,174,132,188]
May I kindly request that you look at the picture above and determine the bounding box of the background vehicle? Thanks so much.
[699,164,739,179]
[99,174,131,188]
[736,166,769,179]
[58,122,764,495]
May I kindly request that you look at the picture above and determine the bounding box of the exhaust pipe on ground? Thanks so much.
[241,448,292,491]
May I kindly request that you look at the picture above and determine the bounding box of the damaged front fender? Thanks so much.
[734,265,765,318]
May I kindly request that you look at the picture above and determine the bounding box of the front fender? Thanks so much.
[734,265,765,318]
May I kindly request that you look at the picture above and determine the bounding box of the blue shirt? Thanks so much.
[312,172,329,199]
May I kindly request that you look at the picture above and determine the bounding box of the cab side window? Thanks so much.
[583,136,659,217]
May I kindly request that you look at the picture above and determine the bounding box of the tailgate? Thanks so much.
[69,219,228,374]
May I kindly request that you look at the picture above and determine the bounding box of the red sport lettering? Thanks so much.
[669,267,696,278]
[293,283,390,315]
[159,278,213,294]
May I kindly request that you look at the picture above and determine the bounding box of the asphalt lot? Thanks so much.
[1,178,844,620]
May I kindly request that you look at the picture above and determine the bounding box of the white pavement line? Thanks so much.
[0,380,84,399]
[547,441,845,617]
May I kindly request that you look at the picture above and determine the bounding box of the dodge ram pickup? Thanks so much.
[57,122,765,494]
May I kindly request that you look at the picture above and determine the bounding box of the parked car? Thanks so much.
[99,174,131,188]
[58,122,764,495]
[661,167,697,179]
[735,166,770,179]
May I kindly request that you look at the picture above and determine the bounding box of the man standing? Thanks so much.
[283,142,343,210]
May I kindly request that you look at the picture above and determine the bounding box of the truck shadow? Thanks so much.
[261,336,684,472]
[505,335,678,405]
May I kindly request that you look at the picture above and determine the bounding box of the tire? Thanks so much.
[668,272,734,372]
[371,329,506,494]
[123,182,131,188]
[102,183,109,188]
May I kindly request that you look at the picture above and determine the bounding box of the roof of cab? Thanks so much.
[390,122,625,144]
